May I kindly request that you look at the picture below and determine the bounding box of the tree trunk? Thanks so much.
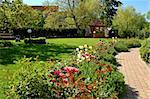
[67,0,81,35]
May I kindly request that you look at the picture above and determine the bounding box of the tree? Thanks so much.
[0,0,12,33]
[45,0,121,34]
[0,0,43,33]
[10,0,42,29]
[140,11,150,38]
[112,6,145,38]
[147,11,150,20]
[44,12,67,29]
[99,0,122,26]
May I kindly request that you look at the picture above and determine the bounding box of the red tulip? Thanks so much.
[51,78,56,83]
[59,73,65,78]
[54,70,61,75]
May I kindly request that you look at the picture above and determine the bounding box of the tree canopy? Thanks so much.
[44,0,122,33]
[112,6,145,38]
[0,0,42,33]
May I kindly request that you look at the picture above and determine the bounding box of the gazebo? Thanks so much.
[89,20,106,38]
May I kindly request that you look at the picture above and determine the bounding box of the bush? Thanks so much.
[140,39,150,63]
[24,37,46,44]
[126,39,141,48]
[114,41,128,52]
[102,54,118,65]
[0,40,13,47]
[6,57,51,98]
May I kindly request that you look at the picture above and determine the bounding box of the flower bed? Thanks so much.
[6,41,125,98]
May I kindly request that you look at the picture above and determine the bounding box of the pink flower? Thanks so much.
[54,70,61,75]
[59,73,65,78]
[63,78,68,83]
[71,67,78,72]
[90,55,95,58]
[64,67,79,73]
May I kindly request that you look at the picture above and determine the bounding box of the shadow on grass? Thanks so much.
[0,43,76,65]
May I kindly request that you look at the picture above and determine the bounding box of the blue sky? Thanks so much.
[23,0,150,14]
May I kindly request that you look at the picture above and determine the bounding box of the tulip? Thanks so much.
[59,73,65,78]
[81,56,85,60]
[76,48,79,51]
[77,54,81,58]
[79,46,83,49]
[54,70,61,75]
[85,48,88,51]
[89,46,92,49]
[84,44,88,48]
[51,78,56,83]
[63,79,68,83]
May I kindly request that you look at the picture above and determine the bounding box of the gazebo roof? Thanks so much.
[89,20,105,27]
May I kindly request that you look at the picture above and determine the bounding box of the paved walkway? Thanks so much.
[116,48,150,99]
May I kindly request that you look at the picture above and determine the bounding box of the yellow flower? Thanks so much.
[79,46,83,49]
[89,46,92,49]
[84,44,88,48]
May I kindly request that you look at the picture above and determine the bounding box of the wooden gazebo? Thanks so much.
[89,20,106,38]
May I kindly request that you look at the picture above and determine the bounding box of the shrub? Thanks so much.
[24,37,46,44]
[0,40,13,47]
[102,54,117,65]
[107,47,118,55]
[114,41,128,52]
[95,41,118,65]
[140,39,150,63]
[6,57,51,98]
[126,39,141,48]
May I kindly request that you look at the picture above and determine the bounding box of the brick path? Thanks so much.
[116,48,150,99]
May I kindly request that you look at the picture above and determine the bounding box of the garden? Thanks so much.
[0,0,150,98]
[1,38,148,98]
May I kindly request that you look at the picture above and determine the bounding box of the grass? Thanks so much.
[0,38,100,98]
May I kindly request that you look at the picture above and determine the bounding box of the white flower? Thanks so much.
[77,58,82,63]
[77,54,81,58]
[85,55,89,59]
[79,50,83,53]
[81,56,85,60]
[76,48,79,51]
[87,58,91,62]
[79,46,83,49]
[89,46,92,49]
[84,44,88,48]
[85,49,88,51]
[85,52,89,55]
[79,59,82,62]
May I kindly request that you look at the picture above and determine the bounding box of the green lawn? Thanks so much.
[0,38,100,98]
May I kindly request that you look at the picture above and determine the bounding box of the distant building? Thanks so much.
[31,6,59,12]
[31,6,59,16]
[87,20,107,38]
